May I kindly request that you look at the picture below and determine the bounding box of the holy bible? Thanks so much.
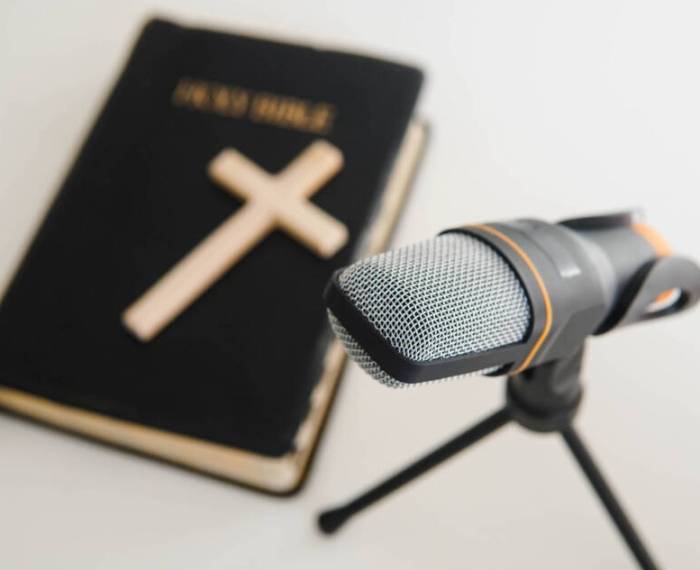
[0,19,426,493]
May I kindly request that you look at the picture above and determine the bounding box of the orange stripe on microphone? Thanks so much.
[632,222,672,257]
[632,223,675,304]
[473,224,553,373]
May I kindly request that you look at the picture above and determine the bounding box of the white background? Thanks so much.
[1,1,699,568]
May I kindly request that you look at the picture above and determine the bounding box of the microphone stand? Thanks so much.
[318,345,659,570]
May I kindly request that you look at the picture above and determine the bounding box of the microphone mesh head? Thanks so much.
[328,232,531,387]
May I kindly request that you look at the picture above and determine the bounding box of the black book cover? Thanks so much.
[0,18,424,491]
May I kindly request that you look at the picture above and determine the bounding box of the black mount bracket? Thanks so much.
[318,346,660,570]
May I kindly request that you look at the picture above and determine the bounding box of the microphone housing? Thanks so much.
[325,212,700,387]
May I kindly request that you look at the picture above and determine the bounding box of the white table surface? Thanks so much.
[1,1,699,568]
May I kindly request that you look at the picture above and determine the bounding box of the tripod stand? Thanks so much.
[318,346,659,570]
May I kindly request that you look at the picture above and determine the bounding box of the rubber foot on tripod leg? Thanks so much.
[318,507,350,535]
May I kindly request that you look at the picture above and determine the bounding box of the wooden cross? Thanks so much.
[122,140,347,342]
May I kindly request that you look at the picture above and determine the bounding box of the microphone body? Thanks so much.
[325,212,700,387]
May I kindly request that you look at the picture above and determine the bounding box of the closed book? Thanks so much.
[0,18,426,493]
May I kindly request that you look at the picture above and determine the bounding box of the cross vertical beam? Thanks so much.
[123,140,346,341]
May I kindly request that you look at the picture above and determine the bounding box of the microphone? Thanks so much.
[325,211,700,387]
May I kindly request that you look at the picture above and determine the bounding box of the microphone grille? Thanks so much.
[330,232,532,387]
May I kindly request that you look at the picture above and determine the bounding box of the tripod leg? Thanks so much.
[561,426,659,570]
[318,407,511,534]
